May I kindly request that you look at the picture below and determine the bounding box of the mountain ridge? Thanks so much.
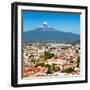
[23,27,80,42]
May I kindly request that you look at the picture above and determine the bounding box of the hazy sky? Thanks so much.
[22,10,80,34]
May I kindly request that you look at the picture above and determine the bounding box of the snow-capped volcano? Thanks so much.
[39,21,48,29]
[37,21,57,31]
[23,22,80,42]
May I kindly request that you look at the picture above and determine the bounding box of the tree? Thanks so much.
[52,64,60,72]
[31,55,35,64]
[46,64,53,74]
[77,56,80,68]
[64,67,74,73]
[36,63,45,67]
[44,51,54,60]
[76,49,79,53]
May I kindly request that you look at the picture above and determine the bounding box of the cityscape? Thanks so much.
[23,42,80,78]
[22,11,80,79]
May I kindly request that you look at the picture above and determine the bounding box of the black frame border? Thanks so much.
[11,2,88,87]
